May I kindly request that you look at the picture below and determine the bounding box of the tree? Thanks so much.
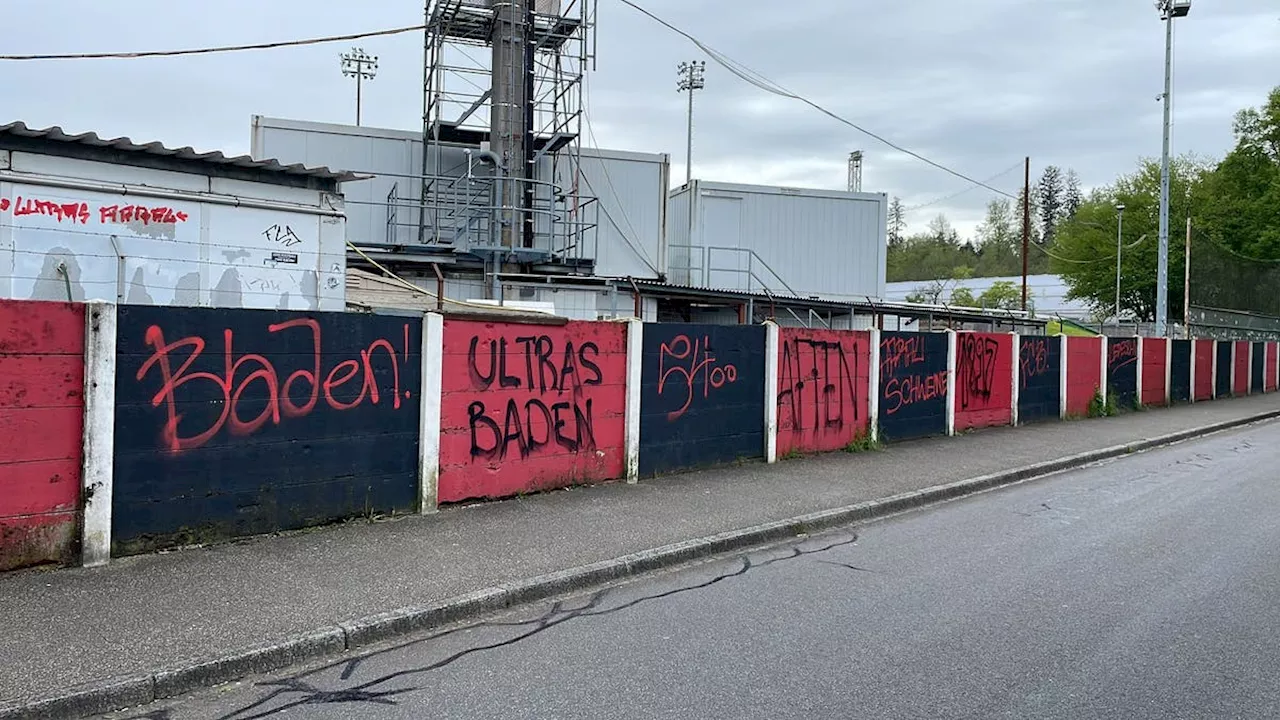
[1064,169,1083,221]
[888,196,908,248]
[1052,156,1209,321]
[950,286,977,307]
[1195,87,1280,259]
[1037,165,1065,244]
[973,198,1020,276]
[979,281,1022,311]
[928,213,960,246]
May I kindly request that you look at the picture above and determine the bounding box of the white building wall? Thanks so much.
[0,150,346,310]
[667,180,887,302]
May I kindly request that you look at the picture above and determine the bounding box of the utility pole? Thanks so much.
[1021,156,1030,312]
[1155,0,1191,336]
[677,60,706,187]
[340,47,378,126]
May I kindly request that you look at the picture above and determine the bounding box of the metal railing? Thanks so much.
[668,244,828,328]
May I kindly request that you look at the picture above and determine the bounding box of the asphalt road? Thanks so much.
[105,420,1280,720]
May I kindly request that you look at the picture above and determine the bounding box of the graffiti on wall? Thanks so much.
[114,306,422,554]
[1107,337,1139,407]
[463,333,605,460]
[956,334,999,411]
[878,332,948,441]
[1019,336,1061,424]
[136,318,413,454]
[639,324,765,477]
[776,329,867,454]
[0,195,191,225]
[438,320,626,503]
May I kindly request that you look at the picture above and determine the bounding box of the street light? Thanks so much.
[1154,0,1190,336]
[341,47,378,126]
[1115,203,1125,321]
[677,60,706,186]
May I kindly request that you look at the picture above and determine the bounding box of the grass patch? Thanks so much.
[1087,387,1119,418]
[844,431,883,454]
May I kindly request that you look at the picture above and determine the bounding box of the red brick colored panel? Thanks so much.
[1234,340,1249,396]
[1141,337,1168,407]
[1194,339,1214,401]
[776,328,871,455]
[439,319,628,503]
[1267,343,1278,393]
[0,299,85,571]
[1065,336,1103,416]
[954,332,1014,432]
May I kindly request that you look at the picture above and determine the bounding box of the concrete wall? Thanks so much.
[9,309,1280,573]
[1216,341,1234,398]
[954,332,1014,432]
[1170,340,1192,404]
[1251,341,1267,395]
[0,299,85,570]
[1107,337,1140,409]
[437,318,628,503]
[775,328,871,456]
[1268,342,1278,393]
[1018,335,1061,424]
[1141,338,1169,407]
[638,323,766,476]
[111,305,421,554]
[1234,341,1250,397]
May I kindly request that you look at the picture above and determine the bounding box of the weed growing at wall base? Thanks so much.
[844,431,883,454]
[1087,387,1120,418]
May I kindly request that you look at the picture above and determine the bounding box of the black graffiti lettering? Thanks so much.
[515,336,539,389]
[957,335,999,410]
[468,400,501,459]
[524,399,553,456]
[559,341,579,390]
[535,336,556,392]
[501,398,526,457]
[778,337,859,434]
[580,342,603,386]
[468,337,497,390]
[497,338,522,388]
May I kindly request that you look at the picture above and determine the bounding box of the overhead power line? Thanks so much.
[907,161,1024,212]
[0,25,425,61]
[613,0,1018,200]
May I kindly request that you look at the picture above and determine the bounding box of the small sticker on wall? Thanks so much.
[271,252,299,264]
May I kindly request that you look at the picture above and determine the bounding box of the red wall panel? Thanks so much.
[954,332,1013,432]
[439,319,628,503]
[0,299,85,571]
[1065,336,1103,416]
[1141,337,1168,407]
[776,328,870,455]
[1234,340,1250,396]
[1194,339,1214,401]
[1267,343,1278,392]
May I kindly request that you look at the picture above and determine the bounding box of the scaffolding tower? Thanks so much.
[418,0,597,268]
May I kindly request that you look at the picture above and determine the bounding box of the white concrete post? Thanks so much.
[1058,334,1069,419]
[868,327,881,442]
[763,321,779,463]
[623,318,643,483]
[80,301,117,568]
[1010,332,1020,426]
[1135,336,1144,407]
[945,330,957,436]
[419,312,443,514]
[1099,336,1108,407]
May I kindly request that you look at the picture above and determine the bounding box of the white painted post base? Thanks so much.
[868,328,881,443]
[945,330,957,436]
[764,321,779,463]
[1058,334,1068,419]
[624,319,643,483]
[81,302,117,568]
[1010,332,1020,427]
[419,312,443,514]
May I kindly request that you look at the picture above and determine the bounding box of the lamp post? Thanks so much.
[677,60,706,187]
[1155,0,1191,336]
[1115,202,1125,321]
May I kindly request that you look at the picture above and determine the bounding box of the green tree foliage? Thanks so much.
[888,196,908,248]
[1052,86,1280,321]
[980,280,1022,310]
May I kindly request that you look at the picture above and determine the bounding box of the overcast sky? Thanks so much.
[2,0,1277,238]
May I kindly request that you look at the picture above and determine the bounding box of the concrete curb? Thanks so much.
[4,408,1277,720]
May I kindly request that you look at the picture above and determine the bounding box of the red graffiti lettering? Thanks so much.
[883,371,948,416]
[1020,338,1050,388]
[100,204,190,225]
[1109,339,1138,368]
[10,196,90,224]
[879,335,926,377]
[136,319,409,453]
[0,195,191,225]
[657,334,738,422]
[0,198,9,212]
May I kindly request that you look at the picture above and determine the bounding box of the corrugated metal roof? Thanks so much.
[0,121,363,184]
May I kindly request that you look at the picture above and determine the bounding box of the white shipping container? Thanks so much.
[666,180,887,302]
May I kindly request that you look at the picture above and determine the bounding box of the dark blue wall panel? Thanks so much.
[1252,342,1266,393]
[1216,341,1233,398]
[1107,337,1139,409]
[1018,336,1061,424]
[878,331,949,442]
[639,323,765,476]
[113,305,422,554]
[1170,340,1192,403]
